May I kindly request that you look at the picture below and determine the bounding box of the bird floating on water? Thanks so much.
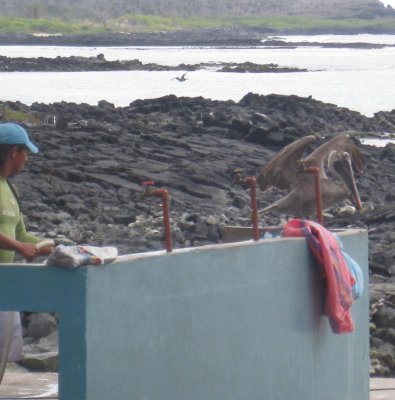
[256,133,364,217]
[172,72,188,82]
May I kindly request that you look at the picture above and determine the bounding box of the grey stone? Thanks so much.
[23,314,58,340]
[20,352,58,372]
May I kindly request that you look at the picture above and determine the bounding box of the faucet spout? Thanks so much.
[141,181,173,253]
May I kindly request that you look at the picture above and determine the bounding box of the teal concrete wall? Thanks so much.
[0,266,87,398]
[86,230,369,400]
[0,229,369,400]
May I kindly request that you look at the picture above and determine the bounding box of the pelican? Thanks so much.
[257,134,364,217]
[172,72,188,82]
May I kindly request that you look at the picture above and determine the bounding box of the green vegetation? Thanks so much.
[107,14,395,33]
[0,17,110,34]
[1,14,395,35]
[0,108,39,123]
[255,16,395,32]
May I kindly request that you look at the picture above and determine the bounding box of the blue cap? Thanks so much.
[0,123,39,153]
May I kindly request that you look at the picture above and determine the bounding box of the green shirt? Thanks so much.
[0,178,41,263]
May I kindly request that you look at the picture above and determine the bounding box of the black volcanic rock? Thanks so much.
[1,28,395,48]
[0,93,394,375]
[0,54,308,73]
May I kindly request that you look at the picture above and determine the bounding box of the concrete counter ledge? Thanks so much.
[0,229,369,400]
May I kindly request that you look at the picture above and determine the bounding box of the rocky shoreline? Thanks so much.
[1,29,394,48]
[0,54,306,73]
[0,93,394,376]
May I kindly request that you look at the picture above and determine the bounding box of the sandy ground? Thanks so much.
[0,365,394,399]
[0,364,58,399]
[370,378,395,400]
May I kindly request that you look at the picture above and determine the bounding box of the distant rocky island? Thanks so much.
[1,28,395,48]
[0,53,307,73]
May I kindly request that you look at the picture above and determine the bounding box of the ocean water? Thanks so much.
[0,34,395,117]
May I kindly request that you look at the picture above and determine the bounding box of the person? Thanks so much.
[0,122,54,365]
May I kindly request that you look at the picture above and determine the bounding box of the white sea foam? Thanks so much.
[361,138,395,147]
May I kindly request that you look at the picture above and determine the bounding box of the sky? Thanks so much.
[381,0,395,7]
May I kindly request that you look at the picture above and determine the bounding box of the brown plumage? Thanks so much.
[257,133,364,217]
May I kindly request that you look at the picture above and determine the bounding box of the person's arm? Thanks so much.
[15,215,55,259]
[0,231,39,261]
[36,242,55,256]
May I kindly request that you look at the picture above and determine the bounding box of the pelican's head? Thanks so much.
[328,150,351,170]
[328,150,363,210]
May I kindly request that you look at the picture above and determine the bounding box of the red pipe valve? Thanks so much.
[141,180,173,253]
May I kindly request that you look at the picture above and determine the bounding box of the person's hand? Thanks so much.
[18,243,39,261]
[37,243,56,256]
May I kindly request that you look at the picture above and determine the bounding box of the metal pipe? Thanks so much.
[231,170,260,241]
[307,167,324,225]
[142,182,173,253]
[244,176,260,241]
[153,188,172,253]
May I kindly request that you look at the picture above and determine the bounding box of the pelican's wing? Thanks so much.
[259,172,317,216]
[305,133,364,175]
[257,135,317,191]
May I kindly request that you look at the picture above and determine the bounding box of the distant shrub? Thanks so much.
[1,108,40,123]
[0,17,109,34]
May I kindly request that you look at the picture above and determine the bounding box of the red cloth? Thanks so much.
[283,219,355,334]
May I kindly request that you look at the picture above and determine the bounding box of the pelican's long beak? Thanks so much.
[333,158,363,210]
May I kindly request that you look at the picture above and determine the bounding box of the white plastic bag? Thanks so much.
[45,245,118,268]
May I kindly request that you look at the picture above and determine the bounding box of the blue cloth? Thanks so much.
[344,252,364,299]
[335,235,364,299]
